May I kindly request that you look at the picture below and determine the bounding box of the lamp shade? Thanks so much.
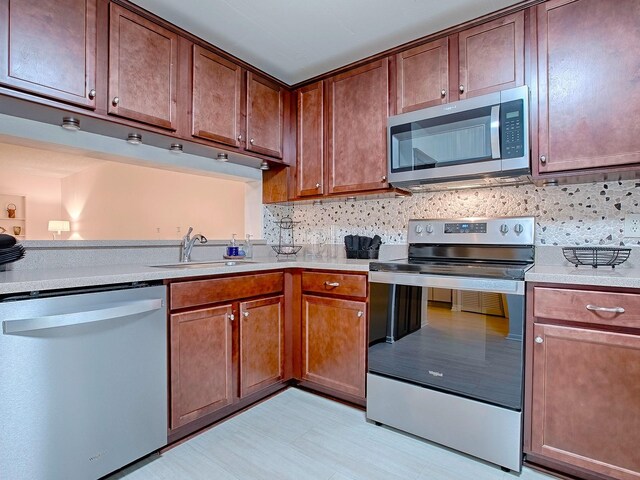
[48,220,70,233]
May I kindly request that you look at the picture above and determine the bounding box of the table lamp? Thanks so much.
[48,220,70,240]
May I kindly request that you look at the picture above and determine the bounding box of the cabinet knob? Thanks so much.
[250,138,255,145]
[88,89,96,100]
[229,313,235,321]
[243,311,250,317]
[112,97,119,106]
[381,175,387,182]
[238,134,243,141]
[539,155,547,164]
[535,336,543,344]
[459,85,465,93]
[440,89,446,97]
[357,311,364,318]
[315,183,321,188]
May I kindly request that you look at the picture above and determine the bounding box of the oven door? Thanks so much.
[368,271,525,411]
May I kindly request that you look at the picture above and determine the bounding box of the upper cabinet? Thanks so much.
[0,0,97,109]
[395,11,524,113]
[108,3,178,130]
[246,72,284,159]
[395,38,449,114]
[191,45,243,147]
[327,59,389,194]
[458,12,524,99]
[296,81,324,197]
[535,0,640,175]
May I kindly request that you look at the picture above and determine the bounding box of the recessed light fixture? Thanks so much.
[313,200,323,206]
[169,143,183,153]
[543,179,559,187]
[61,117,80,131]
[216,152,229,162]
[346,196,357,202]
[259,160,270,171]
[127,133,142,145]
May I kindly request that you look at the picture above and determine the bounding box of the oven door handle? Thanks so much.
[490,104,501,159]
[368,271,524,295]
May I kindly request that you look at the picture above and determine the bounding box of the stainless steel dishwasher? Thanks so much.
[0,283,167,480]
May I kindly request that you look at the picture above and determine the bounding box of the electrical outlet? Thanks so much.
[624,214,640,237]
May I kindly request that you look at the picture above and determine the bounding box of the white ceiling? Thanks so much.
[0,142,104,178]
[131,0,523,85]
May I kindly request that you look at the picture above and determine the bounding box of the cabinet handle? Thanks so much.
[88,89,96,99]
[112,97,119,106]
[229,313,235,321]
[534,336,543,344]
[586,304,625,314]
[357,311,364,318]
[243,311,250,317]
[440,89,446,97]
[315,183,321,188]
[381,175,387,182]
[238,134,243,141]
[539,155,547,164]
[250,138,255,145]
[324,281,340,288]
[459,85,465,94]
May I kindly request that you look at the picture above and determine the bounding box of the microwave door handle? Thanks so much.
[490,105,501,159]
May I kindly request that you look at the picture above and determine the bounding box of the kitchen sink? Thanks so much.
[149,260,257,269]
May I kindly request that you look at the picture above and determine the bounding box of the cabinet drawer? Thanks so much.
[170,272,284,310]
[534,286,640,329]
[302,271,367,298]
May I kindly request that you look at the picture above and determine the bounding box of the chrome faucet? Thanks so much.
[180,226,208,262]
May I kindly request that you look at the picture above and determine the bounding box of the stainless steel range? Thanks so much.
[366,216,534,472]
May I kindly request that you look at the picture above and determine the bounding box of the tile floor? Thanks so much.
[108,388,557,480]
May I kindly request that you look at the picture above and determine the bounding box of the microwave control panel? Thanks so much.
[501,99,524,159]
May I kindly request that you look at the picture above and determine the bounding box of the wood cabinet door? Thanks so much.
[246,72,284,158]
[192,45,242,147]
[396,38,449,113]
[170,304,233,429]
[458,11,524,99]
[536,0,640,174]
[530,323,640,479]
[108,3,178,129]
[239,296,284,398]
[301,295,366,399]
[296,81,324,197]
[327,59,389,194]
[0,0,97,109]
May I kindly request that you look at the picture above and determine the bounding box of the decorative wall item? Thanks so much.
[263,180,640,247]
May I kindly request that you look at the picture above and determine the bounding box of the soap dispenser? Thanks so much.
[226,233,238,257]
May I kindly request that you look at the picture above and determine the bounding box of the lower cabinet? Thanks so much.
[168,273,286,437]
[526,285,640,480]
[170,304,233,429]
[301,294,367,400]
[239,296,285,398]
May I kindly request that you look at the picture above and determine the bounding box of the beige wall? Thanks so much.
[0,171,62,239]
[61,161,248,240]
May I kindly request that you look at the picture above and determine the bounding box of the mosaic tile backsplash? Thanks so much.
[263,180,640,247]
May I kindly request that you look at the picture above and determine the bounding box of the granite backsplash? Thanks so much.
[264,180,640,247]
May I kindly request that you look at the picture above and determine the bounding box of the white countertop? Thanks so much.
[5,251,640,295]
[0,257,371,295]
[525,263,640,289]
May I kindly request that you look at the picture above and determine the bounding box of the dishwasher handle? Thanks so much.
[3,298,164,335]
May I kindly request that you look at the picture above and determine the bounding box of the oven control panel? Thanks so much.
[444,222,487,234]
[409,216,534,245]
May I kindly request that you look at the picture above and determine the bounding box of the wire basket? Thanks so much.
[562,247,631,268]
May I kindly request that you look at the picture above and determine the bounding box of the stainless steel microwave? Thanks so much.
[387,86,529,190]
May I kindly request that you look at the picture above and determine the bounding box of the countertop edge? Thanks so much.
[0,259,371,295]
